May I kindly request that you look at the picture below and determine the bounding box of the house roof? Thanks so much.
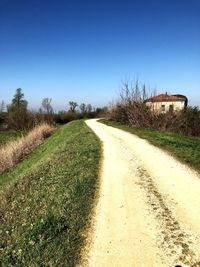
[146,94,186,103]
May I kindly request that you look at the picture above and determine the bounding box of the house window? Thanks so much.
[169,104,174,113]
[161,105,165,112]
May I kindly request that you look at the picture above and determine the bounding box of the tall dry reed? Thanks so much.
[0,123,54,175]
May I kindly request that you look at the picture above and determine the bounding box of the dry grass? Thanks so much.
[0,123,54,174]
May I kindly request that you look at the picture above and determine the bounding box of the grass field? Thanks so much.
[0,131,22,147]
[99,119,200,172]
[0,120,101,267]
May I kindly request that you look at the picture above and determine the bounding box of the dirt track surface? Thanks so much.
[84,119,200,267]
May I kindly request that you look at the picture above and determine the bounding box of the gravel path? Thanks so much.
[84,119,200,267]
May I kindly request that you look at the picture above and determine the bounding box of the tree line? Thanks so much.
[0,88,108,131]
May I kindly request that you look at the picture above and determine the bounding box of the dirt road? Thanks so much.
[84,119,200,267]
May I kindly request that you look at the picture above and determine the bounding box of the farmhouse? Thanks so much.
[145,93,187,114]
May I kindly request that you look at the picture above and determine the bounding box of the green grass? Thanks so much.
[0,120,101,267]
[99,119,200,172]
[0,131,23,147]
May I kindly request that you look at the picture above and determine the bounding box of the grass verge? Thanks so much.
[99,119,200,172]
[0,120,101,267]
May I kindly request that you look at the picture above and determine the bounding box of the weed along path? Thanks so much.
[85,119,200,267]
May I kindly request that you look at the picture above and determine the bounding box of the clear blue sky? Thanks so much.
[0,0,200,110]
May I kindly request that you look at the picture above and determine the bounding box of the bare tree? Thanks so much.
[41,98,53,114]
[86,104,92,113]
[79,103,86,114]
[68,101,78,112]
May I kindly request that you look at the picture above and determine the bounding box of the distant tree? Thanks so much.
[9,88,28,113]
[86,104,92,113]
[7,88,28,130]
[40,98,54,124]
[142,84,147,101]
[95,106,108,117]
[68,101,78,112]
[0,100,6,126]
[0,100,6,113]
[79,103,86,114]
[79,103,86,113]
[41,98,53,114]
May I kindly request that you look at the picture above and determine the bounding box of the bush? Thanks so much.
[55,111,78,124]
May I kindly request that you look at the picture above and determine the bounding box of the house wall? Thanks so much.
[146,101,185,113]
